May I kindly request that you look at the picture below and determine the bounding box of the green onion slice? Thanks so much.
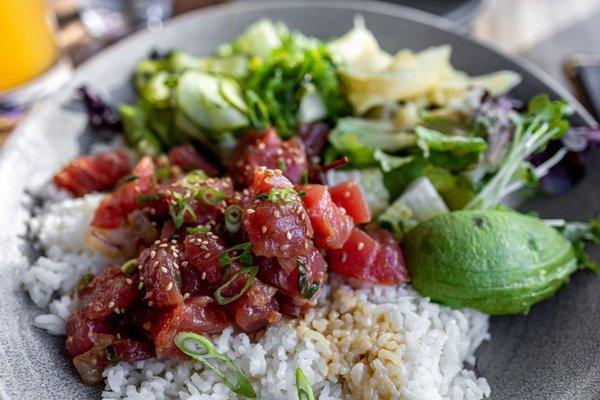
[225,205,243,233]
[184,169,208,184]
[218,242,253,268]
[169,195,197,228]
[187,225,211,235]
[136,193,163,204]
[120,258,138,274]
[197,188,226,206]
[174,332,257,398]
[118,174,139,185]
[295,367,315,400]
[300,170,309,185]
[213,265,258,305]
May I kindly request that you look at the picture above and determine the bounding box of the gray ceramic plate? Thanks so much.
[1,1,598,399]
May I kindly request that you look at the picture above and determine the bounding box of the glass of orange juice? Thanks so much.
[0,0,72,121]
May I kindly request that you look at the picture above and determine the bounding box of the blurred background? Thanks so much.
[1,0,599,146]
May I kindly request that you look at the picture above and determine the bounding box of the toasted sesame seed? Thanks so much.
[92,359,98,366]
[166,282,173,291]
[143,321,151,330]
[200,245,208,251]
[304,241,309,250]
[343,191,351,198]
[126,278,133,285]
[171,239,177,244]
[138,282,144,289]
[201,272,207,280]
[357,242,365,251]
[154,240,161,245]
[153,261,159,267]
[181,261,189,267]
[246,208,256,214]
[150,250,156,258]
[300,213,306,221]
[339,207,347,215]
[341,252,348,262]
[183,292,190,300]
[138,264,143,270]
[108,301,115,308]
[161,266,168,273]
[274,210,281,218]
[204,253,211,259]
[120,308,125,314]
[144,291,153,300]
[117,333,121,340]
[261,225,267,233]
[159,243,168,248]
[114,308,120,315]
[286,231,292,240]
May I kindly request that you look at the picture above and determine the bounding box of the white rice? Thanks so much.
[23,188,491,400]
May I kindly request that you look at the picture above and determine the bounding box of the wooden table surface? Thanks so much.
[1,0,599,147]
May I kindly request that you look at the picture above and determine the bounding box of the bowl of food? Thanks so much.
[1,1,599,400]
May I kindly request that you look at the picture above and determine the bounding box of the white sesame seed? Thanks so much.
[300,213,305,221]
[108,301,115,308]
[274,169,283,175]
[304,241,309,250]
[181,261,189,267]
[138,282,144,289]
[201,272,207,280]
[357,242,365,251]
[117,333,121,340]
[150,250,156,258]
[114,308,120,315]
[126,278,133,285]
[166,282,173,291]
[154,240,161,245]
[159,243,168,248]
[246,208,256,214]
[171,239,177,244]
[261,226,267,234]
[161,266,168,273]
[343,191,351,198]
[148,301,154,306]
[200,245,208,251]
[274,210,281,218]
[153,261,159,267]
[183,292,190,299]
[281,244,289,250]
[286,232,292,240]
[204,253,211,259]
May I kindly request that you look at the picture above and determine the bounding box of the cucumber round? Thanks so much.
[176,70,249,132]
[403,210,577,315]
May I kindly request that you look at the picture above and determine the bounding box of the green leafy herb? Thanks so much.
[174,332,257,398]
[296,257,319,299]
[466,95,571,210]
[556,216,600,272]
[295,367,315,400]
[196,188,226,206]
[225,205,243,233]
[105,345,119,366]
[213,265,259,305]
[118,174,139,185]
[187,225,211,235]
[415,126,487,171]
[77,272,95,293]
[218,242,253,269]
[120,258,138,274]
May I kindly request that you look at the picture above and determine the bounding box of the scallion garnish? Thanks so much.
[196,188,226,206]
[174,332,257,398]
[218,242,253,268]
[295,366,315,400]
[120,258,138,274]
[277,159,286,171]
[169,195,197,228]
[187,225,211,235]
[296,257,319,299]
[136,193,163,204]
[183,169,208,184]
[118,174,139,185]
[213,265,258,305]
[154,166,171,182]
[225,204,243,233]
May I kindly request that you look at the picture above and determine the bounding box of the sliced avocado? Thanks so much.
[403,210,577,315]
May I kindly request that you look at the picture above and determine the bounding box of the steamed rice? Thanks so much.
[23,188,491,400]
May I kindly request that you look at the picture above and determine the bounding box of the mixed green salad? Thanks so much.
[81,19,600,315]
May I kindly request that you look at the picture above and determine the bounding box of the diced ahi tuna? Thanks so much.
[66,310,115,357]
[229,279,280,333]
[228,128,308,188]
[167,143,220,176]
[111,338,155,363]
[139,240,184,308]
[329,181,372,224]
[184,231,227,285]
[301,184,353,249]
[91,156,156,229]
[152,296,228,358]
[80,266,140,321]
[54,149,131,197]
[328,228,409,285]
